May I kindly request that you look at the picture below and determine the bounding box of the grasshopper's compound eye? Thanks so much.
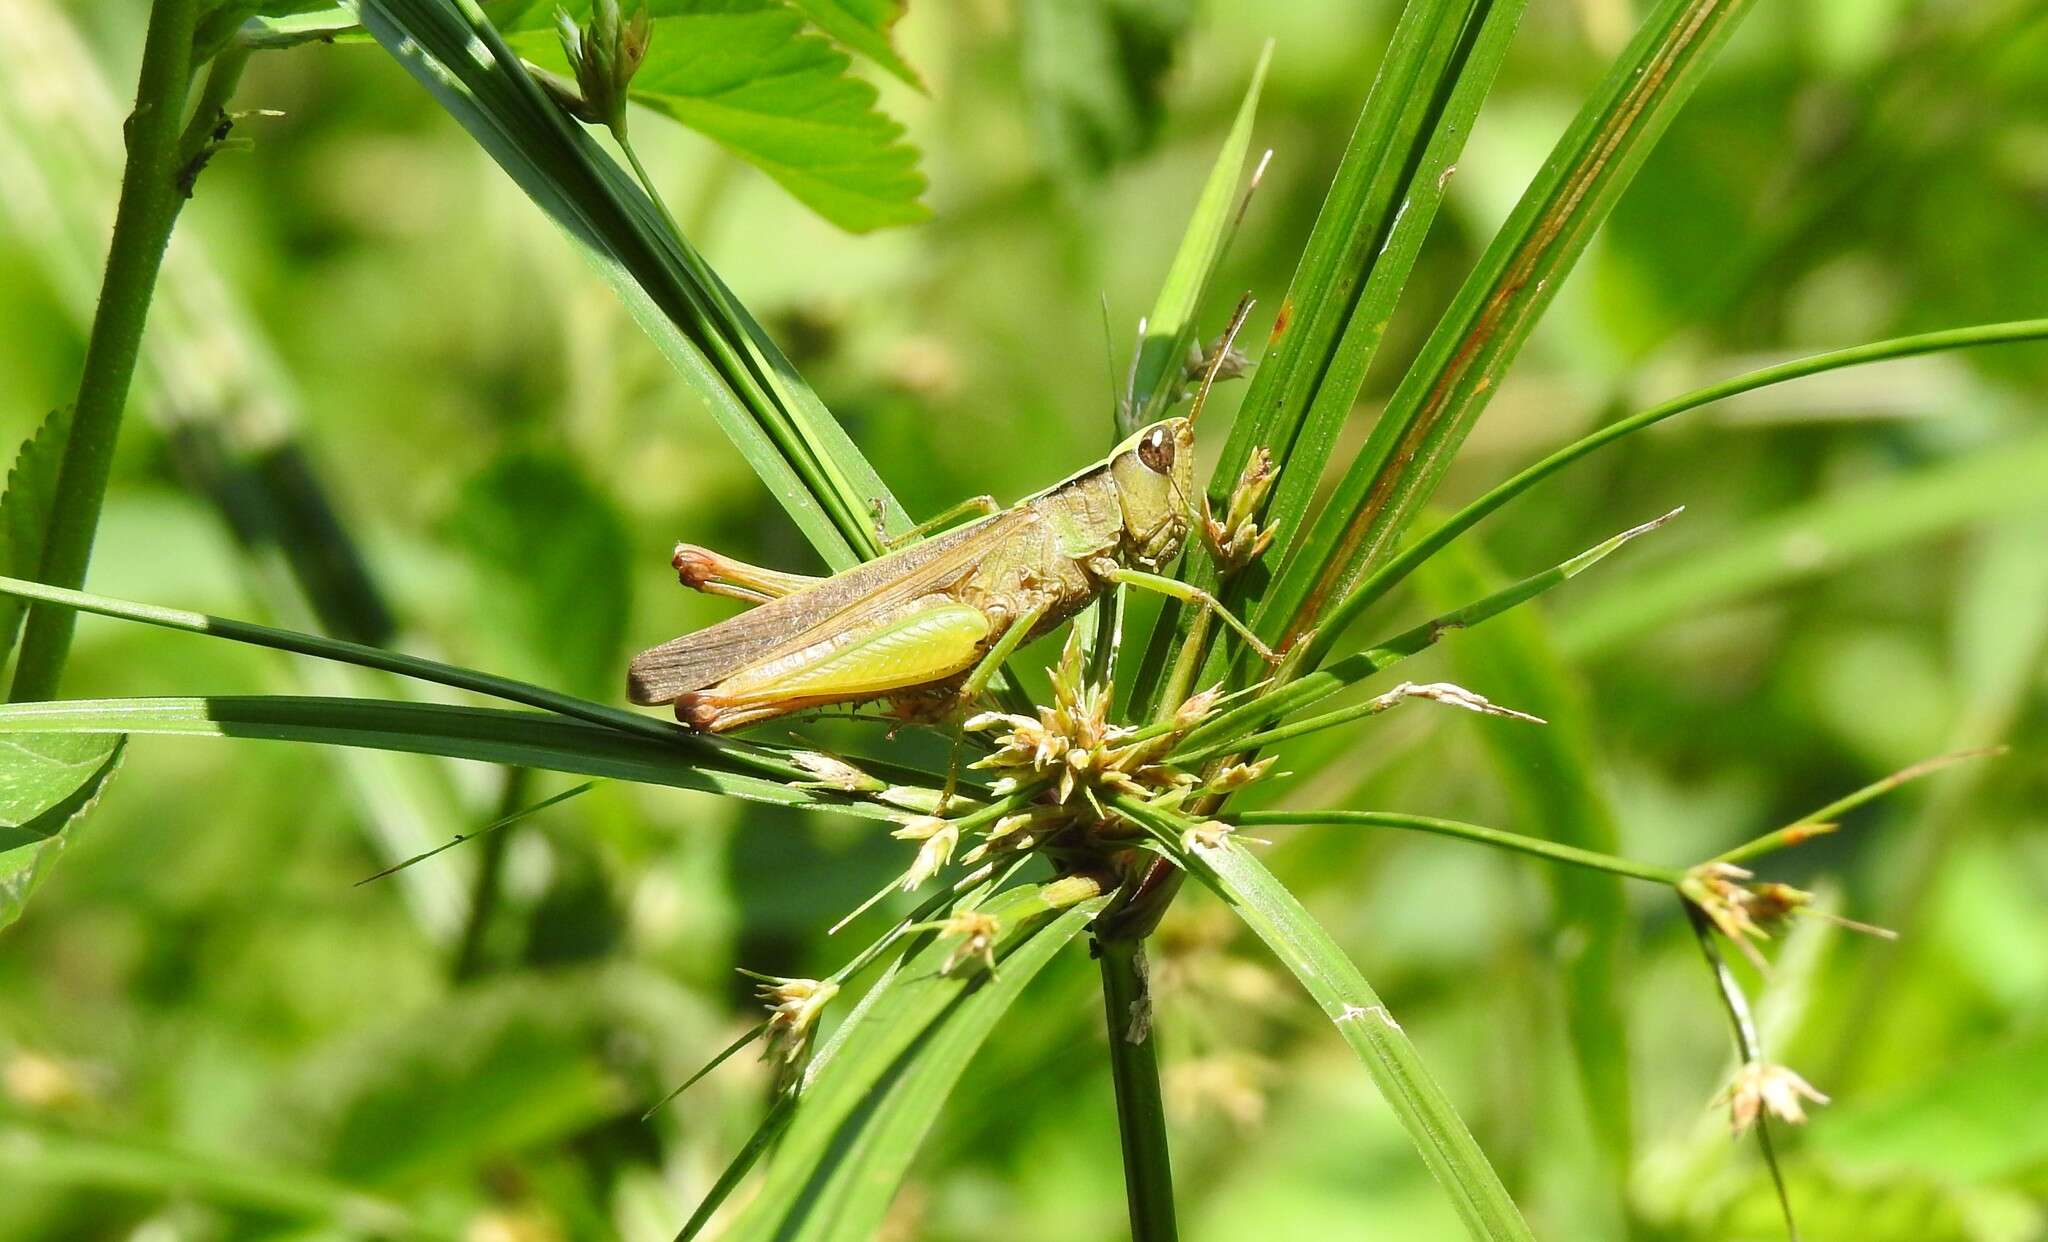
[1137,427,1175,474]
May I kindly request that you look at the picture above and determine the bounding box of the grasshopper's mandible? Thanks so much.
[629,415,1272,732]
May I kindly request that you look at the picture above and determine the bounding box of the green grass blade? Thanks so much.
[1260,0,1761,653]
[359,0,906,568]
[1415,541,1634,1204]
[1132,0,1526,708]
[1559,430,2048,656]
[725,883,1109,1241]
[1175,511,1673,758]
[1224,0,1527,581]
[1124,42,1271,432]
[1207,0,1516,526]
[1181,836,1533,1241]
[0,696,900,822]
[1313,319,2048,648]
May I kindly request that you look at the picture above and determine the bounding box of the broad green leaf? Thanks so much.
[512,0,928,233]
[1018,0,1193,177]
[787,0,918,88]
[1180,835,1533,1242]
[722,883,1109,1241]
[1261,0,1761,654]
[0,697,900,822]
[0,407,72,665]
[0,733,123,929]
[445,451,631,698]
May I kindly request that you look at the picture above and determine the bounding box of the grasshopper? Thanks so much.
[628,319,1272,733]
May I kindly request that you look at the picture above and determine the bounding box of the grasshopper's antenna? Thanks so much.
[1186,292,1256,428]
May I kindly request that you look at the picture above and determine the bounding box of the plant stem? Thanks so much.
[11,0,202,701]
[1097,936,1179,1242]
[1230,809,1686,885]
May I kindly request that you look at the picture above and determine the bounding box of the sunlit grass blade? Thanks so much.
[1559,429,2048,656]
[1175,834,1534,1241]
[358,0,906,568]
[1312,319,2048,648]
[1260,0,1761,655]
[0,696,904,822]
[1123,41,1271,432]
[1415,542,1634,1197]
[723,882,1109,1242]
[1176,511,1675,757]
[1135,0,1527,707]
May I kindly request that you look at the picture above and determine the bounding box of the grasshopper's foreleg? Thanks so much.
[936,599,1049,811]
[883,495,1000,550]
[671,544,824,604]
[1095,561,1282,665]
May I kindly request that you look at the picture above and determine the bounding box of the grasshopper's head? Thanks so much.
[1109,416,1198,568]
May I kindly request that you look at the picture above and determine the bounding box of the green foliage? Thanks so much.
[5,1,2048,1240]
[445,451,632,697]
[0,408,70,663]
[512,0,929,233]
[0,734,122,929]
[1020,0,1195,177]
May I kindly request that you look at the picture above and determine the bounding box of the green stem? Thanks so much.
[11,0,201,701]
[1097,937,1179,1242]
[1230,810,1686,885]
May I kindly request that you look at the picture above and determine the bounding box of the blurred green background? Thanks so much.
[2,0,2046,1238]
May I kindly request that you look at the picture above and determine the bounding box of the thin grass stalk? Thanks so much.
[11,0,200,700]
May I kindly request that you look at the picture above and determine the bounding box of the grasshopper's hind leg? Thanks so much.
[676,595,993,731]
[671,544,824,604]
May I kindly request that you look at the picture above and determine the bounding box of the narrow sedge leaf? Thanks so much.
[1139,0,1528,707]
[1561,430,2048,656]
[1263,0,1761,653]
[1227,0,1529,580]
[1183,836,1534,1241]
[727,884,1109,1242]
[0,734,123,929]
[1125,40,1271,431]
[359,0,908,569]
[0,697,903,823]
[1314,318,2048,648]
[1176,512,1675,756]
